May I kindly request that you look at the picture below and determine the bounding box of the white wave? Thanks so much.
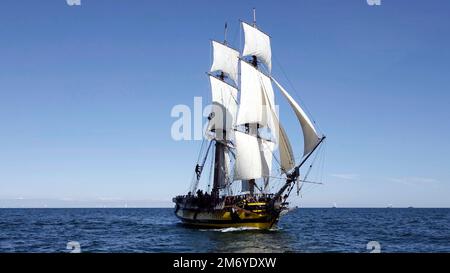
[220,227,260,232]
[199,227,260,232]
[268,226,281,232]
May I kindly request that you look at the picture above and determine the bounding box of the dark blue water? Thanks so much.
[0,208,449,253]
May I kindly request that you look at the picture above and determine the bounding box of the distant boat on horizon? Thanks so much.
[332,202,337,208]
[387,204,393,208]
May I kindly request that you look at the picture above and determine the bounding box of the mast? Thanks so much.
[212,137,226,198]
[243,18,258,196]
[224,22,228,45]
[236,15,275,195]
[209,25,239,198]
[234,12,277,196]
[251,9,258,69]
[243,124,256,195]
[210,11,324,200]
[212,71,226,198]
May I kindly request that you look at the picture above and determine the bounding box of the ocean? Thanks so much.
[0,208,449,253]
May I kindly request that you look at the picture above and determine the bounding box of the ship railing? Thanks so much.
[174,193,280,208]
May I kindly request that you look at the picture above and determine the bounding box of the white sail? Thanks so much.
[208,75,238,133]
[222,147,231,189]
[260,68,276,132]
[242,22,272,72]
[259,138,275,177]
[258,78,295,173]
[271,77,320,156]
[233,131,262,181]
[236,61,275,129]
[278,123,295,172]
[210,40,240,85]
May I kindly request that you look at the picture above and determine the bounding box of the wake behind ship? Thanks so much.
[173,10,326,229]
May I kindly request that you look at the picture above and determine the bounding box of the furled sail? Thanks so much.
[233,131,262,181]
[271,77,320,156]
[242,22,272,72]
[210,41,240,85]
[236,60,275,130]
[208,75,238,133]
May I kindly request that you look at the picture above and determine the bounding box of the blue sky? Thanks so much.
[0,0,449,207]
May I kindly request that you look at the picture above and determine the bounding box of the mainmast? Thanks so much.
[207,11,324,201]
[234,11,275,196]
[246,9,258,195]
[236,11,324,201]
[250,9,259,69]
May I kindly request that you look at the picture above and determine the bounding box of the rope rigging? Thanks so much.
[272,54,323,135]
[206,143,215,193]
[188,24,327,201]
[284,137,326,199]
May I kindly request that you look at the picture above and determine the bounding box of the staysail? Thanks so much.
[271,77,320,156]
[259,138,275,177]
[278,123,295,172]
[259,79,296,173]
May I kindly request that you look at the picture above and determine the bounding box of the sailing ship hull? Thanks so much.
[175,209,278,229]
[174,206,279,229]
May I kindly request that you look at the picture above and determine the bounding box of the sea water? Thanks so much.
[0,208,449,252]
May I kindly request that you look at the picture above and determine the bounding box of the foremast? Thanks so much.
[208,23,239,198]
[211,72,228,198]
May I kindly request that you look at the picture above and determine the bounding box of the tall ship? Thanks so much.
[173,10,326,229]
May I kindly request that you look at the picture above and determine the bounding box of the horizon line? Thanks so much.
[0,206,448,209]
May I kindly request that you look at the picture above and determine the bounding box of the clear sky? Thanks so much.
[0,0,449,207]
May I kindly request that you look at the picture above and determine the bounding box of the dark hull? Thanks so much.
[174,202,282,229]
